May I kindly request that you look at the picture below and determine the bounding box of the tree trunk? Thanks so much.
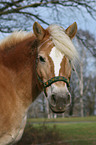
[80,53,84,117]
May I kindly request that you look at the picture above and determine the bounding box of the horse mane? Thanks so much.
[0,31,32,50]
[48,24,79,64]
[0,25,79,64]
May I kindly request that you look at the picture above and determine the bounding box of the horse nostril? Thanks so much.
[67,94,70,100]
[66,93,71,105]
[51,94,56,105]
[52,94,55,100]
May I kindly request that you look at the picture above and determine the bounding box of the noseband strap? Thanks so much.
[37,75,70,97]
[44,76,70,88]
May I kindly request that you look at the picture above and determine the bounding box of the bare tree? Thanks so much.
[0,0,96,57]
[69,29,96,117]
[0,0,96,56]
[77,30,96,57]
[0,0,96,31]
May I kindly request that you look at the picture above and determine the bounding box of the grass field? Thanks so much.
[16,116,96,145]
[28,116,96,123]
[29,116,96,145]
[55,122,96,145]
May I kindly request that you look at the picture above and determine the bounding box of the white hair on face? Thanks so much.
[48,24,79,64]
[49,46,64,76]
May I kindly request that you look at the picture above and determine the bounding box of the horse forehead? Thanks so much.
[49,46,64,76]
[39,38,54,54]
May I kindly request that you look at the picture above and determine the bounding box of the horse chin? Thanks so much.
[49,102,66,113]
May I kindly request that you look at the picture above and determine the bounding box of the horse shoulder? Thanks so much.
[0,65,28,144]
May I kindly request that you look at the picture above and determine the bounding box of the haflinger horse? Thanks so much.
[0,22,78,145]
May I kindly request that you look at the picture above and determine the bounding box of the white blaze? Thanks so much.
[49,47,64,76]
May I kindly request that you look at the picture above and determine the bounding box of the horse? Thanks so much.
[0,21,78,145]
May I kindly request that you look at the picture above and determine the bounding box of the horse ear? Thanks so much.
[33,22,45,40]
[65,22,77,39]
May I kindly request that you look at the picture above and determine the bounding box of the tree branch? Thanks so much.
[76,34,96,57]
[17,11,49,25]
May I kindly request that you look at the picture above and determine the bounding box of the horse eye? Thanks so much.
[39,56,45,63]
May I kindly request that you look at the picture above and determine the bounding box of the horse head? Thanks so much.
[33,22,78,113]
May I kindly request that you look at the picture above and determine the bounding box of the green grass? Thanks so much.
[28,116,96,123]
[31,122,96,145]
[55,122,96,145]
[27,116,96,145]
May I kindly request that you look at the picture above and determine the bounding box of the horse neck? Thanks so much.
[1,35,43,107]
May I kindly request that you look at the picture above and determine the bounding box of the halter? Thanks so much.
[36,39,70,97]
[37,75,70,97]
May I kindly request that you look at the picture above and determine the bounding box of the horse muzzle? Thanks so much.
[48,92,71,113]
[37,75,71,113]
